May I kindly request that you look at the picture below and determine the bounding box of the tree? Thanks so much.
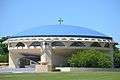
[67,49,112,68]
[113,46,120,68]
[0,37,9,62]
[0,37,8,43]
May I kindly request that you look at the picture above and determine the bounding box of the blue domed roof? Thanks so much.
[15,25,108,38]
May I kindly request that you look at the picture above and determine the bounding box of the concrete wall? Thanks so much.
[52,54,66,67]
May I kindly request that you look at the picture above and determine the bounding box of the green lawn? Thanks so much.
[0,72,120,80]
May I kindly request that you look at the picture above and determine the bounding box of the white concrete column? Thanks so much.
[84,42,92,47]
[41,42,52,65]
[9,51,16,68]
[66,41,73,47]
[9,51,23,68]
[41,52,47,63]
[41,42,47,63]
[100,42,106,48]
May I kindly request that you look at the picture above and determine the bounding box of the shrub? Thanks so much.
[67,49,112,68]
[0,54,8,62]
[114,50,120,68]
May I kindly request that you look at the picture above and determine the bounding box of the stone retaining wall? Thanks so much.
[56,67,120,72]
[71,68,120,72]
[0,67,35,73]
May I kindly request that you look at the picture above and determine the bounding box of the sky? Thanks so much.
[0,0,120,47]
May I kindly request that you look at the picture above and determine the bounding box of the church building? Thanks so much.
[4,24,117,72]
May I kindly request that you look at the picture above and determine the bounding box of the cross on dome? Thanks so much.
[58,18,63,25]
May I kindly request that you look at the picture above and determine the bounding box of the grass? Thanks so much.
[0,72,120,80]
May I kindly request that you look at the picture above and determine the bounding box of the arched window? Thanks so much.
[70,38,74,40]
[46,38,51,40]
[104,43,110,48]
[9,43,12,47]
[54,38,59,40]
[77,38,82,40]
[62,38,67,40]
[45,42,49,45]
[16,42,25,47]
[70,42,85,47]
[91,42,101,47]
[51,41,65,47]
[29,41,41,47]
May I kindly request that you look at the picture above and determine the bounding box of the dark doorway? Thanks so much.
[19,54,40,68]
[19,58,30,68]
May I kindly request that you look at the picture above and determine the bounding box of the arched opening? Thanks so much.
[16,42,25,47]
[104,43,110,48]
[91,42,101,47]
[51,41,65,47]
[19,57,30,68]
[19,54,40,68]
[29,41,41,47]
[70,42,85,47]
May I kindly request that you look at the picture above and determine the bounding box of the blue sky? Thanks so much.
[0,0,120,47]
